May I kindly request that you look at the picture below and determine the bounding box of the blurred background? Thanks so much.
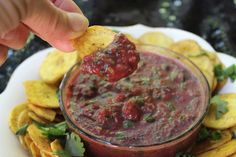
[0,0,236,93]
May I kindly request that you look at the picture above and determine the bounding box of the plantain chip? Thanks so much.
[27,124,52,155]
[9,103,28,133]
[50,139,63,152]
[197,140,236,157]
[24,80,59,108]
[139,32,174,48]
[19,135,28,150]
[30,142,41,157]
[28,111,50,124]
[24,133,33,150]
[39,50,78,85]
[203,94,236,129]
[28,104,56,122]
[40,152,55,157]
[192,130,232,155]
[17,109,31,128]
[73,25,116,58]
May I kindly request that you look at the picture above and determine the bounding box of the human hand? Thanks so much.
[0,0,89,65]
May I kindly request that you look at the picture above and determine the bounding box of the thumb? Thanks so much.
[23,0,89,51]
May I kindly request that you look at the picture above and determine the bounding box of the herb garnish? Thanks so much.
[197,126,221,142]
[166,102,175,111]
[16,124,29,135]
[143,113,155,123]
[116,132,125,140]
[210,95,228,119]
[36,121,85,157]
[123,120,134,129]
[214,64,236,82]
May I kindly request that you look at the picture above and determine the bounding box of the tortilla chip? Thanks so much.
[30,143,41,157]
[192,130,232,155]
[17,109,31,128]
[197,140,236,157]
[28,111,49,124]
[9,103,28,133]
[203,94,236,129]
[73,25,116,58]
[28,104,56,122]
[27,124,52,154]
[24,80,59,108]
[169,39,202,56]
[40,50,78,84]
[139,32,174,48]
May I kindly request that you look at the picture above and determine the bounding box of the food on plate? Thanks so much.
[197,140,236,157]
[8,29,236,157]
[24,81,59,108]
[203,94,236,129]
[9,103,28,133]
[192,130,232,154]
[28,104,56,122]
[39,49,78,85]
[80,33,140,82]
[138,31,174,48]
[73,25,116,58]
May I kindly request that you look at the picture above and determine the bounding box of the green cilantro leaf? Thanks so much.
[143,113,155,123]
[115,132,125,140]
[123,120,134,129]
[65,132,85,157]
[211,95,228,119]
[16,124,29,135]
[197,126,222,142]
[210,131,221,140]
[53,150,71,157]
[36,121,68,140]
[214,64,236,82]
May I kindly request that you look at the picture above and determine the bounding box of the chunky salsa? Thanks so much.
[80,33,140,82]
[65,52,205,146]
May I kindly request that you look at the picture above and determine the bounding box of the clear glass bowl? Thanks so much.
[59,45,210,157]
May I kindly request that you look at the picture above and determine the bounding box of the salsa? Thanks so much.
[65,52,205,146]
[80,33,140,82]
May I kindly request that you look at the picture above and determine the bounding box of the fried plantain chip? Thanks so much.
[27,124,52,154]
[197,140,236,157]
[19,135,28,150]
[139,32,174,48]
[17,109,31,128]
[40,50,78,84]
[24,133,33,150]
[24,80,59,108]
[203,94,236,129]
[192,130,232,155]
[30,142,41,157]
[73,25,116,58]
[28,111,50,124]
[28,104,56,122]
[9,103,28,133]
[50,139,63,152]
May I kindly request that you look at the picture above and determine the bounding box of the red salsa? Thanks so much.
[65,52,205,146]
[80,33,140,82]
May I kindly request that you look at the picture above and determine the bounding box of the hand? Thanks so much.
[0,0,89,64]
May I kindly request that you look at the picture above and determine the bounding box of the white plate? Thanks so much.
[0,24,236,157]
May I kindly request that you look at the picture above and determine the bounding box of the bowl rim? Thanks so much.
[59,44,211,148]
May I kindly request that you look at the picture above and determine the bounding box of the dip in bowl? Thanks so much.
[59,45,210,157]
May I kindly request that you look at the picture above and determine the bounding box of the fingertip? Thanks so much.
[49,39,75,52]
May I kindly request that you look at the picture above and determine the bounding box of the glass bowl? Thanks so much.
[59,45,210,157]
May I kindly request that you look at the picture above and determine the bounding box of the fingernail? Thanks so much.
[68,13,89,36]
